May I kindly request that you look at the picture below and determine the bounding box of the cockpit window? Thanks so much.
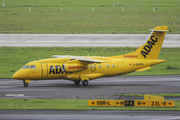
[22,65,36,69]
[30,65,36,69]
[22,65,30,69]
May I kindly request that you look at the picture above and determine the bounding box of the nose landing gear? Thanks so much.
[23,80,31,87]
[24,83,29,87]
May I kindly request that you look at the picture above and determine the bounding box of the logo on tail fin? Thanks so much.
[140,35,158,58]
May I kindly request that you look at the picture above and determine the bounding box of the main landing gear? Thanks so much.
[74,80,80,85]
[82,80,89,86]
[74,80,89,86]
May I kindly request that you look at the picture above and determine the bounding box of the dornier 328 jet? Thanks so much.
[12,26,171,87]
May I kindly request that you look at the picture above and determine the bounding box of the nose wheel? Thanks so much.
[24,83,29,87]
[23,80,31,87]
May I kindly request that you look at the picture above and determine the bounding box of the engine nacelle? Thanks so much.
[62,63,88,73]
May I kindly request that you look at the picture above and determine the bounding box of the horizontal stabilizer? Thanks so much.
[149,29,171,32]
[136,66,151,71]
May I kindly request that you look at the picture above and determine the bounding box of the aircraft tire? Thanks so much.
[74,80,80,85]
[24,83,28,87]
[82,80,89,86]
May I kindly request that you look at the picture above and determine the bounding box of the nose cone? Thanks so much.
[12,70,25,80]
[12,71,20,79]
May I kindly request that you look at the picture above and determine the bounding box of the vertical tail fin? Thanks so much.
[112,26,171,59]
[134,26,170,59]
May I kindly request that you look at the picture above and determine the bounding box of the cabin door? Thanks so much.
[41,63,48,77]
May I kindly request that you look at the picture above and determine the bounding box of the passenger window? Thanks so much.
[113,65,115,68]
[107,65,109,68]
[22,65,30,69]
[99,65,101,68]
[30,65,36,69]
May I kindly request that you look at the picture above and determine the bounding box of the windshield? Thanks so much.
[30,65,36,69]
[22,65,30,69]
[22,65,36,69]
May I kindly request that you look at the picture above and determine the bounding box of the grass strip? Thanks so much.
[0,0,180,33]
[114,94,180,97]
[0,99,179,111]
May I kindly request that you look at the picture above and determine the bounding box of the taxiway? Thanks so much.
[0,75,180,100]
[0,34,180,47]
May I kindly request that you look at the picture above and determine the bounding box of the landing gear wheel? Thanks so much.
[24,83,28,87]
[82,80,89,86]
[74,80,80,85]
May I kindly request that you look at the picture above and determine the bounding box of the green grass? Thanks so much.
[0,47,180,78]
[115,94,180,97]
[0,99,179,110]
[0,0,180,33]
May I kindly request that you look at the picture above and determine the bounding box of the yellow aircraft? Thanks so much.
[12,26,170,87]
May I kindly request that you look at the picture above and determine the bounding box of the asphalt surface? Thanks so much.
[1,75,180,100]
[0,34,180,47]
[1,75,180,119]
[0,110,180,120]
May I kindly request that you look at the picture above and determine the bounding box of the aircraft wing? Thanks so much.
[52,55,110,63]
[52,55,82,58]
